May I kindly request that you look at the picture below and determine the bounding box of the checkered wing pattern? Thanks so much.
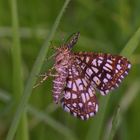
[61,64,98,120]
[75,52,131,95]
[34,32,131,120]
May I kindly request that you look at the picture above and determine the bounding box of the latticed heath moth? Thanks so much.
[34,32,131,120]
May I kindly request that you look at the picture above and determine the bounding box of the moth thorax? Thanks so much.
[55,48,71,70]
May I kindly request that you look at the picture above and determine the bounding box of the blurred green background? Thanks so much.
[0,0,140,140]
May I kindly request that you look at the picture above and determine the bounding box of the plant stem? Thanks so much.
[10,0,29,140]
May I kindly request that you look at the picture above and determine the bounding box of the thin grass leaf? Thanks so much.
[108,106,121,140]
[6,1,71,140]
[106,26,140,140]
[0,90,73,140]
[0,90,76,140]
[120,80,140,112]
[0,89,11,102]
[28,106,77,140]
[121,26,140,57]
[85,96,109,140]
[108,80,140,140]
[10,0,28,140]
[86,26,140,140]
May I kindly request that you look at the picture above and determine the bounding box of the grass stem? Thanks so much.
[6,0,71,140]
[10,0,29,140]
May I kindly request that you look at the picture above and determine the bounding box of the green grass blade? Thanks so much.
[121,26,140,57]
[6,0,71,140]
[86,26,140,140]
[28,106,77,140]
[108,80,140,140]
[86,96,109,140]
[106,26,140,140]
[0,90,76,140]
[120,80,140,112]
[10,0,29,140]
[108,106,121,140]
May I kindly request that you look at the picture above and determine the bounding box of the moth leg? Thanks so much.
[33,67,58,88]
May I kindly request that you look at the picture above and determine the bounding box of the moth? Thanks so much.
[34,32,131,120]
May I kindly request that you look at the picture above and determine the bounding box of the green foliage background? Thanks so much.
[0,0,140,140]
